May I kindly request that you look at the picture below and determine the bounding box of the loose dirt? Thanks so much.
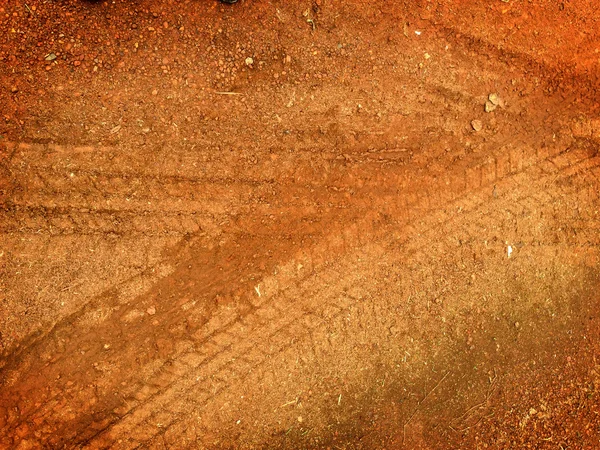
[1,0,599,448]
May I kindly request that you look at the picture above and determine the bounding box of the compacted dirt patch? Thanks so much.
[1,1,599,448]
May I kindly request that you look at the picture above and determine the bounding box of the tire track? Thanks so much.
[90,137,600,449]
[1,127,597,447]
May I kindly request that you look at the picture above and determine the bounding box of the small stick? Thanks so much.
[456,399,488,421]
[61,281,84,292]
[403,409,418,444]
[280,398,298,408]
[419,371,449,405]
[403,371,449,444]
[214,91,243,96]
[454,372,498,423]
[456,413,487,432]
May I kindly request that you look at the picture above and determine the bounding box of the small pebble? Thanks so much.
[45,53,57,61]
[471,119,483,132]
[245,57,254,66]
[489,93,500,105]
[147,306,156,315]
[484,101,497,113]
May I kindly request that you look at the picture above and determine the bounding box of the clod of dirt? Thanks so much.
[471,119,483,131]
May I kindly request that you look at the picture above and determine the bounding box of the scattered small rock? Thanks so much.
[10,86,18,93]
[488,93,500,106]
[297,416,303,423]
[152,89,158,95]
[147,306,156,315]
[45,53,57,61]
[484,101,497,113]
[471,119,483,132]
[515,321,520,329]
[245,57,254,66]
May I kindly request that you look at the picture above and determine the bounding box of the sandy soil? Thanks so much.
[1,0,599,448]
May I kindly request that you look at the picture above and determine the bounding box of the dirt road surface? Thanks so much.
[1,0,600,448]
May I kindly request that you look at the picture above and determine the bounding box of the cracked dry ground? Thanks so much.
[1,1,600,449]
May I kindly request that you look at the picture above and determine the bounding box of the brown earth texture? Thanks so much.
[1,0,600,448]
